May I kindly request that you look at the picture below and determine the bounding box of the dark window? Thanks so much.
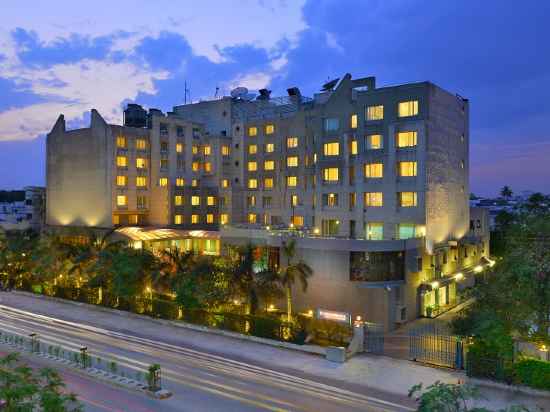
[350,251,405,282]
[176,126,185,137]
[160,123,168,135]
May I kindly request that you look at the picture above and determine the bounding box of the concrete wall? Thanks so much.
[46,110,113,228]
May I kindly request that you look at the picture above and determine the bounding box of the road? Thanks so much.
[0,303,415,412]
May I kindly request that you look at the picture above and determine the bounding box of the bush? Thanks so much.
[513,359,550,390]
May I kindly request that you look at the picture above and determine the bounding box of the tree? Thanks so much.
[408,381,529,412]
[0,229,39,289]
[278,239,313,323]
[500,186,513,200]
[0,352,82,411]
[523,192,548,214]
[225,244,280,315]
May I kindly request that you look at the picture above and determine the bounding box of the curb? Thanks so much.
[0,340,172,399]
[10,291,326,356]
[467,377,550,400]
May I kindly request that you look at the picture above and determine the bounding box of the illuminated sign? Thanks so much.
[316,309,351,325]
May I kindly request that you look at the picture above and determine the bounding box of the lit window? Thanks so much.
[174,195,183,206]
[136,158,146,169]
[176,143,183,153]
[323,167,339,182]
[366,105,384,121]
[324,118,339,132]
[137,196,147,209]
[287,137,298,148]
[203,145,211,156]
[366,134,383,150]
[247,195,256,207]
[321,219,340,236]
[287,156,299,168]
[364,192,383,207]
[398,161,417,177]
[222,145,230,156]
[248,213,257,224]
[248,127,258,137]
[264,160,275,171]
[248,179,258,189]
[265,143,275,153]
[291,194,299,207]
[136,176,147,187]
[222,179,229,188]
[286,176,297,187]
[116,156,128,167]
[136,139,147,150]
[159,178,168,187]
[174,215,183,225]
[220,213,229,225]
[265,124,275,135]
[248,144,257,155]
[191,196,200,206]
[191,214,199,224]
[324,193,338,207]
[247,161,258,171]
[397,223,416,239]
[116,136,126,148]
[207,196,215,206]
[398,100,419,117]
[204,162,212,173]
[291,215,304,227]
[350,140,358,155]
[192,162,200,172]
[264,177,274,189]
[116,195,127,207]
[323,142,340,156]
[399,192,417,207]
[350,114,358,129]
[113,215,120,225]
[396,131,417,148]
[366,222,384,240]
[192,179,198,187]
[176,177,185,187]
[192,145,199,154]
[365,163,383,178]
[116,175,127,186]
[206,214,214,224]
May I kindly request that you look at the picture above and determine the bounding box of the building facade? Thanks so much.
[0,187,45,231]
[46,74,490,330]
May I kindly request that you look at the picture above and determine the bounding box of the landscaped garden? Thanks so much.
[0,230,352,347]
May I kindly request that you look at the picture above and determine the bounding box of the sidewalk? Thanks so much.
[1,291,547,411]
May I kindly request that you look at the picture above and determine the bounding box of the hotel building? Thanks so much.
[46,74,490,330]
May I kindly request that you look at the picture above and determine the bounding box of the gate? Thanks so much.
[363,322,384,354]
[409,323,464,369]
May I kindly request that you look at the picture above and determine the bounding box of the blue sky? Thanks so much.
[0,0,549,196]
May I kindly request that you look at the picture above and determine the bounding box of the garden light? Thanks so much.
[431,281,439,289]
[454,272,464,281]
[474,265,483,273]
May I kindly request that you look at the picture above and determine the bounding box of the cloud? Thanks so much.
[0,59,167,140]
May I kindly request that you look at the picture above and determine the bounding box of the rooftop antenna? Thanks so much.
[184,81,191,104]
[214,86,220,99]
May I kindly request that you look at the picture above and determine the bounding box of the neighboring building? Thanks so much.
[0,187,45,231]
[46,74,491,330]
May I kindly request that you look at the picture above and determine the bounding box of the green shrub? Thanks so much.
[513,359,550,390]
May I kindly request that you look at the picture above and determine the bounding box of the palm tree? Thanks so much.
[278,239,313,323]
[226,244,279,315]
[500,185,513,200]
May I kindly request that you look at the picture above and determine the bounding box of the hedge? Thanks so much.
[513,359,550,391]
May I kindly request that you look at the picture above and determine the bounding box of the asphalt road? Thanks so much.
[0,303,416,412]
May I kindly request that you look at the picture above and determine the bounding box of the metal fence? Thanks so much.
[409,323,464,369]
[363,322,385,354]
[0,328,151,387]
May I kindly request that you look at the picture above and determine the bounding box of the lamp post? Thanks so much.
[28,333,38,353]
[79,346,89,369]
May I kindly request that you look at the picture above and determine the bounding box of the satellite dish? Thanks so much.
[322,78,340,91]
[230,87,249,99]
[242,93,256,101]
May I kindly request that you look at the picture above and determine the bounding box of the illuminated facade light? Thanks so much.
[454,272,464,281]
[474,265,483,273]
[431,281,439,289]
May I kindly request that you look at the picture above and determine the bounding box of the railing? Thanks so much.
[0,328,151,388]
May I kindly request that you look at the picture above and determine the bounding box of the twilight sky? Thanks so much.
[0,0,549,196]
